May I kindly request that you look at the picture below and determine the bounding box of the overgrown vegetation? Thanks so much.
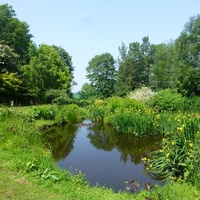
[86,93,200,191]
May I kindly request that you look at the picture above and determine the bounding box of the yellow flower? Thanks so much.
[166,153,170,158]
[166,158,170,162]
[142,157,147,161]
[177,125,184,132]
[171,141,176,145]
[189,143,194,147]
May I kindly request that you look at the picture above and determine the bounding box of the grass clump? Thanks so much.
[143,114,200,187]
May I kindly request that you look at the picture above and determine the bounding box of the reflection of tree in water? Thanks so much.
[113,133,163,164]
[87,122,115,151]
[41,124,78,161]
[88,123,163,164]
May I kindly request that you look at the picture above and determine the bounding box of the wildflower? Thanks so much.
[166,153,170,158]
[171,141,176,145]
[166,158,170,162]
[142,157,147,161]
[189,143,194,147]
[177,125,184,131]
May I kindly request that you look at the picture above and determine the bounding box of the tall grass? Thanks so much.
[143,114,200,186]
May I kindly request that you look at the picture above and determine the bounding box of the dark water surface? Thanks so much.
[41,120,163,192]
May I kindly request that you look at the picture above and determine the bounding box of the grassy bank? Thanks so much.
[0,106,200,199]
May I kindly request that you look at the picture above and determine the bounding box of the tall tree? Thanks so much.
[115,58,139,96]
[0,43,22,103]
[174,15,200,96]
[52,45,74,76]
[86,53,116,98]
[52,45,76,92]
[21,44,72,103]
[0,4,32,65]
[150,43,175,91]
[0,43,19,73]
[128,36,155,86]
[115,36,155,96]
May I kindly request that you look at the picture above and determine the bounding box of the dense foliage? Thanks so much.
[86,53,116,98]
[0,4,74,105]
[81,15,200,99]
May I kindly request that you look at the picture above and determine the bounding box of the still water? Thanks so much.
[41,120,163,192]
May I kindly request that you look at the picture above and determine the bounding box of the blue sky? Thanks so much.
[1,0,200,92]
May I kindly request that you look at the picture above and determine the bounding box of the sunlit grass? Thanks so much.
[1,105,200,199]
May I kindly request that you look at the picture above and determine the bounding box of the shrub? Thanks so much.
[128,86,156,102]
[27,106,56,121]
[86,99,105,122]
[182,96,200,112]
[147,89,183,112]
[39,106,56,120]
[55,104,84,124]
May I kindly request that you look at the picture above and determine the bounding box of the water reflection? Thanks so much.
[41,120,163,192]
[41,124,78,160]
[87,122,162,164]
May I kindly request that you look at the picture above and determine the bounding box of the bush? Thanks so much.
[182,96,200,112]
[128,86,156,102]
[147,89,183,112]
[86,99,105,122]
[55,104,84,124]
[28,106,56,121]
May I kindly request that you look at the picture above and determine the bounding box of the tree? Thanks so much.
[21,44,72,103]
[174,15,200,96]
[0,4,32,65]
[128,36,155,86]
[0,43,22,103]
[0,43,19,73]
[52,45,74,76]
[52,45,76,94]
[115,58,139,96]
[150,43,175,91]
[86,53,116,98]
[115,36,155,96]
[117,42,128,64]
[79,83,97,99]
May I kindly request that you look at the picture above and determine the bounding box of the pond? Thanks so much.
[41,120,164,192]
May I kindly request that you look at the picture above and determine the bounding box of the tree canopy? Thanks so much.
[174,15,200,95]
[1,3,200,104]
[21,44,72,103]
[0,4,32,65]
[115,36,155,96]
[86,53,116,98]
